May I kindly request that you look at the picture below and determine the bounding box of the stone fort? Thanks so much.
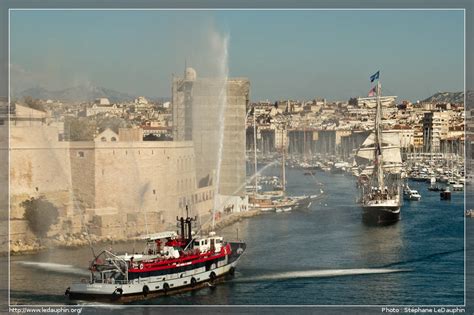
[3,70,249,246]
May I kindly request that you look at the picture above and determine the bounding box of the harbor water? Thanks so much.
[9,166,465,306]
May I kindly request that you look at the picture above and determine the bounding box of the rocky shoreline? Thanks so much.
[8,233,144,255]
[6,209,262,256]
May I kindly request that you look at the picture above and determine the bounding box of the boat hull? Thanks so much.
[362,206,400,226]
[67,242,246,303]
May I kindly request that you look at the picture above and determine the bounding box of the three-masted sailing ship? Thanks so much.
[355,74,403,225]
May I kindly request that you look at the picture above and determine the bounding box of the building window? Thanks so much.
[78,151,84,158]
[111,137,117,141]
[101,137,107,142]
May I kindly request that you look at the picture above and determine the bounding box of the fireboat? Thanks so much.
[65,208,246,302]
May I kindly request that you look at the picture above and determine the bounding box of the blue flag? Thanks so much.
[370,71,380,82]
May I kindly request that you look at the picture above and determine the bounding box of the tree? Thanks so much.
[348,97,358,106]
[64,117,97,141]
[23,96,45,112]
[21,197,59,238]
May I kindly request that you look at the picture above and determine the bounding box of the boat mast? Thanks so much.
[281,124,286,193]
[253,104,258,195]
[303,122,306,162]
[374,81,385,190]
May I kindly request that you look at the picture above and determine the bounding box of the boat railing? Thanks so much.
[72,278,130,285]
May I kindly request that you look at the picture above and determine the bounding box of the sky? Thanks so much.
[10,9,464,102]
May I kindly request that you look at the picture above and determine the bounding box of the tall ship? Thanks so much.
[65,210,246,302]
[355,76,403,225]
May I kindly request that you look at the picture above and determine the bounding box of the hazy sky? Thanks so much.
[10,9,464,101]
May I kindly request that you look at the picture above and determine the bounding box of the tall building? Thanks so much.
[172,67,250,196]
[423,111,449,152]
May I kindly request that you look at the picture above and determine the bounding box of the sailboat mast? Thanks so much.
[375,81,385,190]
[253,105,258,195]
[281,124,286,193]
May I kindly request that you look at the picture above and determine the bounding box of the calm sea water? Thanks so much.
[9,166,465,309]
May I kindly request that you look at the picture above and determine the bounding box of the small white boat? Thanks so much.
[403,185,421,201]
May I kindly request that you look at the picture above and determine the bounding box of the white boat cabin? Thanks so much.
[193,232,224,253]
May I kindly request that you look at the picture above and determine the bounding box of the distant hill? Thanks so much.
[13,85,169,103]
[422,91,465,104]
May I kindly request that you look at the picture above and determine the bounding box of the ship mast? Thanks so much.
[374,81,384,190]
[253,104,258,195]
[281,124,286,193]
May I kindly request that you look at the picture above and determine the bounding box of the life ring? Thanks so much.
[139,263,144,270]
[190,277,197,286]
[142,285,149,297]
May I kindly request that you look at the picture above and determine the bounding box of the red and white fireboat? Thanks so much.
[65,213,246,302]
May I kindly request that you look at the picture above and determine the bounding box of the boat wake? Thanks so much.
[236,268,410,282]
[17,261,90,276]
[379,248,463,268]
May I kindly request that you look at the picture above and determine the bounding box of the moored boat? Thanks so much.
[440,186,452,200]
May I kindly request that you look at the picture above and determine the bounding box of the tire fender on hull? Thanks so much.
[209,271,216,282]
[143,285,149,297]
[163,282,170,294]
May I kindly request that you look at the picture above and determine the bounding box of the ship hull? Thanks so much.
[362,206,400,226]
[67,242,245,303]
